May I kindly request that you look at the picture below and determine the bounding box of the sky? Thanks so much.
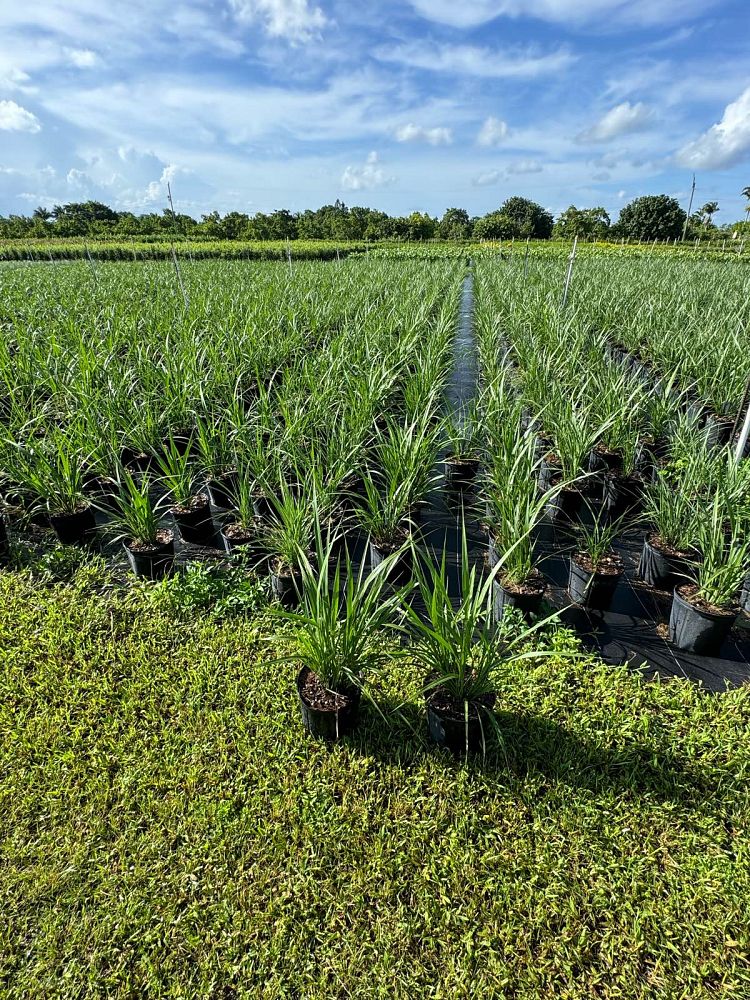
[1,0,749,223]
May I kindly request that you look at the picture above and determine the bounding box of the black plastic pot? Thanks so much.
[492,575,545,623]
[603,474,644,520]
[741,572,750,614]
[369,539,413,583]
[296,666,361,741]
[669,585,738,655]
[220,522,262,556]
[443,456,479,488]
[123,533,175,580]
[703,413,734,450]
[172,496,215,546]
[545,485,585,524]
[568,554,623,610]
[252,493,275,521]
[638,535,694,591]
[588,446,623,477]
[538,454,561,491]
[121,448,152,473]
[635,437,669,481]
[271,565,302,607]
[206,472,238,510]
[83,475,120,514]
[426,690,497,755]
[50,506,97,546]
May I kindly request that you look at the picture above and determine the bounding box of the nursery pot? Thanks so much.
[669,584,738,656]
[171,495,215,546]
[425,687,497,755]
[206,472,238,510]
[635,437,669,480]
[703,413,735,450]
[493,572,545,623]
[369,538,413,583]
[638,535,694,591]
[588,445,623,477]
[443,455,479,488]
[220,521,263,557]
[545,485,586,525]
[568,552,624,611]
[296,666,361,741]
[740,572,750,614]
[538,453,561,491]
[123,531,175,580]
[121,448,152,474]
[50,506,97,546]
[271,563,302,608]
[83,475,120,514]
[603,474,644,520]
[252,492,275,521]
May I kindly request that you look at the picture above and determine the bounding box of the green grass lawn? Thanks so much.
[1,558,749,998]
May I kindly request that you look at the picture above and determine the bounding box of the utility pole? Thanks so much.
[681,174,696,242]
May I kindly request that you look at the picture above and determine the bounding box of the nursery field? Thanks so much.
[1,252,750,996]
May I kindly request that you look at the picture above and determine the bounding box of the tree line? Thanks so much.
[1,193,747,243]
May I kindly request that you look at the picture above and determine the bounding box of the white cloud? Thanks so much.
[407,0,717,29]
[472,170,501,186]
[576,102,653,143]
[395,123,452,146]
[375,41,575,79]
[230,0,327,42]
[676,86,750,170]
[340,151,394,191]
[508,159,543,174]
[0,99,41,133]
[64,48,100,68]
[477,116,508,147]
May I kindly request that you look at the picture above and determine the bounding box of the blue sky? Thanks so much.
[1,0,749,222]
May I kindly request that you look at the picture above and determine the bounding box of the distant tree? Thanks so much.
[553,205,610,240]
[438,207,472,240]
[472,212,516,240]
[198,211,223,238]
[615,195,686,242]
[700,201,719,226]
[220,211,251,240]
[404,211,437,241]
[742,185,750,224]
[32,206,52,222]
[496,197,553,239]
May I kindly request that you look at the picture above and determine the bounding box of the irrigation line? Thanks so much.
[560,236,578,311]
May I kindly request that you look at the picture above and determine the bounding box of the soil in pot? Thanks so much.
[443,455,480,488]
[121,448,152,473]
[124,530,175,580]
[638,534,695,591]
[493,571,545,623]
[220,520,264,557]
[426,685,497,755]
[296,666,361,741]
[568,551,624,610]
[669,583,738,655]
[50,505,97,546]
[172,494,215,546]
[588,444,623,477]
[270,560,302,607]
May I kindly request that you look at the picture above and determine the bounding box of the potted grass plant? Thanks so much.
[156,435,216,546]
[669,504,749,655]
[403,528,554,756]
[442,404,482,487]
[602,434,646,520]
[11,437,97,546]
[261,483,317,607]
[113,472,175,580]
[568,512,627,610]
[276,543,406,741]
[355,475,413,581]
[195,414,237,510]
[543,401,605,523]
[639,475,698,591]
[220,466,264,557]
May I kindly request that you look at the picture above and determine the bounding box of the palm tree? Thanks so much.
[742,186,750,225]
[701,201,719,226]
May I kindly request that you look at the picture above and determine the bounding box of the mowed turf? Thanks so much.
[1,561,749,998]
